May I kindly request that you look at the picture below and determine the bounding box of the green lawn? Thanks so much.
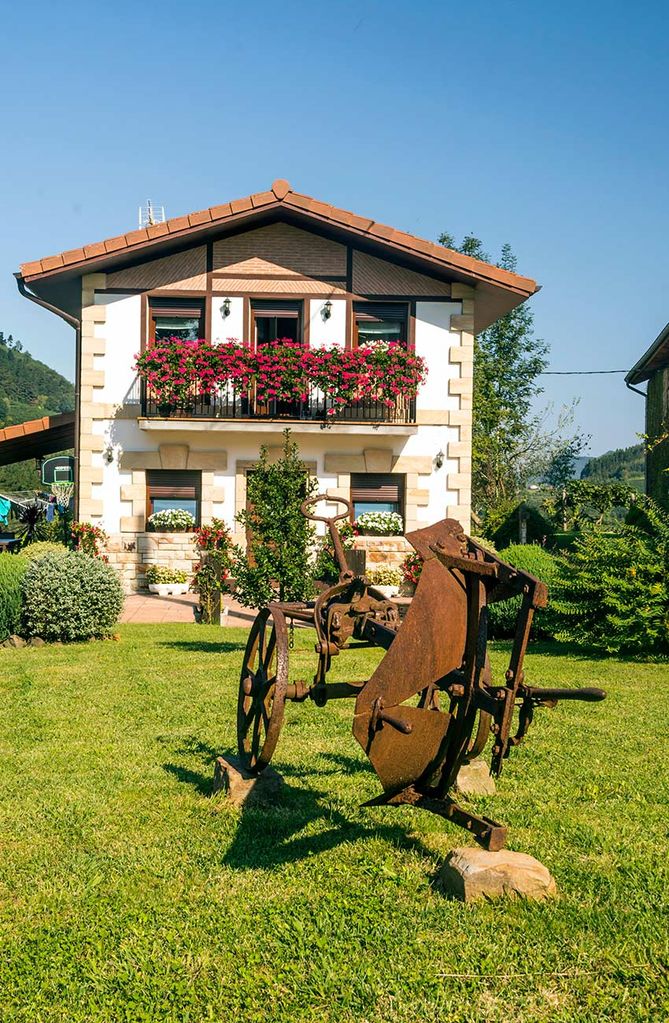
[0,625,667,1022]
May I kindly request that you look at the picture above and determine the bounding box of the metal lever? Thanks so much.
[522,685,606,703]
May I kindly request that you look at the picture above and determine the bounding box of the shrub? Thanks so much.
[312,520,357,583]
[22,550,124,642]
[355,511,403,536]
[488,544,561,640]
[368,567,401,587]
[145,565,189,585]
[71,521,109,559]
[22,541,66,562]
[0,555,28,640]
[147,508,196,532]
[556,527,669,655]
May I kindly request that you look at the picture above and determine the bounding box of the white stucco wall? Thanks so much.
[211,294,244,343]
[308,298,346,348]
[414,301,461,413]
[94,293,142,406]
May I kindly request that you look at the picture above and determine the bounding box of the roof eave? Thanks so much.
[626,321,669,385]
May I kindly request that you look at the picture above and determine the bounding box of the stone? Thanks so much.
[28,637,46,647]
[4,635,26,648]
[212,755,283,808]
[455,758,496,797]
[440,847,557,902]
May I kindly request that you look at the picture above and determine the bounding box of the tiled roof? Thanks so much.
[18,180,538,299]
[626,322,669,385]
[0,411,75,467]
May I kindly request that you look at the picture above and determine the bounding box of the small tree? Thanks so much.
[233,431,317,607]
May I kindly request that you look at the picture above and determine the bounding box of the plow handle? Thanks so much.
[300,493,354,577]
[523,685,606,703]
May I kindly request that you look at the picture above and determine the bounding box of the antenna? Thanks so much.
[138,200,166,229]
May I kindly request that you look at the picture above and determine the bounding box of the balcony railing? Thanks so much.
[130,381,416,425]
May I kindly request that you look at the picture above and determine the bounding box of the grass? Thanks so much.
[0,624,667,1022]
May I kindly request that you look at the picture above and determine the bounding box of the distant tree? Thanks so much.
[438,232,585,526]
[581,444,645,485]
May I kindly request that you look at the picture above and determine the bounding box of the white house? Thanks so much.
[16,180,538,590]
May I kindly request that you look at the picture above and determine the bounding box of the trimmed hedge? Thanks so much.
[0,555,28,641]
[22,550,123,642]
[488,544,561,640]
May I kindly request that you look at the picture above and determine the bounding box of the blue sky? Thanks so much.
[1,0,667,455]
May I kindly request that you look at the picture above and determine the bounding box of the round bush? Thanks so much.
[22,541,67,562]
[488,544,561,640]
[0,554,28,641]
[22,550,124,642]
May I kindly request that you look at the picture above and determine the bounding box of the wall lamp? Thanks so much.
[321,300,332,321]
[434,449,445,469]
[221,298,231,318]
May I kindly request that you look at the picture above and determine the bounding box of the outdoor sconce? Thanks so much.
[434,449,445,469]
[103,444,115,465]
[321,300,332,321]
[221,298,231,318]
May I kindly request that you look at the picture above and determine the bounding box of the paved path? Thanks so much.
[120,592,257,627]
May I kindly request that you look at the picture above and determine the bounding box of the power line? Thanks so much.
[539,369,628,376]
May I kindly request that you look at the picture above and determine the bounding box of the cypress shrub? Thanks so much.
[488,544,561,640]
[22,550,123,642]
[0,555,28,640]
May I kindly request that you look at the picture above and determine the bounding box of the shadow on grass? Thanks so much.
[280,752,375,780]
[158,640,248,654]
[162,744,433,869]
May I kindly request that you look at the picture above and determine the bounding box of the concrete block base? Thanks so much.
[212,755,283,808]
[455,757,496,797]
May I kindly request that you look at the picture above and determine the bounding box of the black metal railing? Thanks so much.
[132,380,416,425]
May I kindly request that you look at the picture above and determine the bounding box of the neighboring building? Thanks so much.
[16,180,538,590]
[626,323,669,509]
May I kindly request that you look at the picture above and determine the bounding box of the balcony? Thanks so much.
[132,382,417,434]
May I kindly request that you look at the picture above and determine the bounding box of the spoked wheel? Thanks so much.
[237,605,289,772]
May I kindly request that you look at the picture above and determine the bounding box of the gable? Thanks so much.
[212,223,346,277]
[352,250,451,296]
[106,246,207,291]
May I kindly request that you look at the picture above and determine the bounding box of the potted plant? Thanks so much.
[147,508,196,533]
[355,511,404,537]
[145,565,190,595]
[399,551,423,595]
[367,566,402,599]
[192,517,234,624]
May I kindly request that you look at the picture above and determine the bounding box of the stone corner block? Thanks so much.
[211,755,284,808]
[439,847,557,902]
[363,448,393,473]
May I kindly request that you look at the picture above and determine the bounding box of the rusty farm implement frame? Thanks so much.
[237,494,605,850]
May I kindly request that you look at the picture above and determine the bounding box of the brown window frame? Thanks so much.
[145,469,202,529]
[352,302,408,348]
[148,297,205,346]
[250,299,303,350]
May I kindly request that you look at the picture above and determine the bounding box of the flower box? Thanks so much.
[148,582,189,596]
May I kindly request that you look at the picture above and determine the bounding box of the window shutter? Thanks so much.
[353,302,408,323]
[351,473,403,503]
[147,470,201,499]
[251,300,301,318]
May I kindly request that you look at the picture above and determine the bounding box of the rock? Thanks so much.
[28,637,46,647]
[440,847,557,902]
[212,755,283,808]
[5,635,26,648]
[455,758,496,797]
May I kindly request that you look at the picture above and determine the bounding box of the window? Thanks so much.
[146,470,201,524]
[351,473,404,518]
[353,303,407,347]
[251,300,302,346]
[149,298,205,343]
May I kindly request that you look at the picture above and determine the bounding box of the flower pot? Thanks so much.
[148,582,189,596]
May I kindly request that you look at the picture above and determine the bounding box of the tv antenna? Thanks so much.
[138,200,166,228]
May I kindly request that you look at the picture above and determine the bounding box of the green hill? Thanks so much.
[0,332,74,494]
[581,443,645,489]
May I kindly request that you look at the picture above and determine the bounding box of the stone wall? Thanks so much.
[353,535,412,571]
[106,531,199,594]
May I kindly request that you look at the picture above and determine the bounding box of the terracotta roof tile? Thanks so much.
[104,235,128,253]
[188,209,212,227]
[124,228,149,247]
[146,222,169,239]
[17,180,538,301]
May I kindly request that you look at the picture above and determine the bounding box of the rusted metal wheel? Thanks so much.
[237,605,288,773]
